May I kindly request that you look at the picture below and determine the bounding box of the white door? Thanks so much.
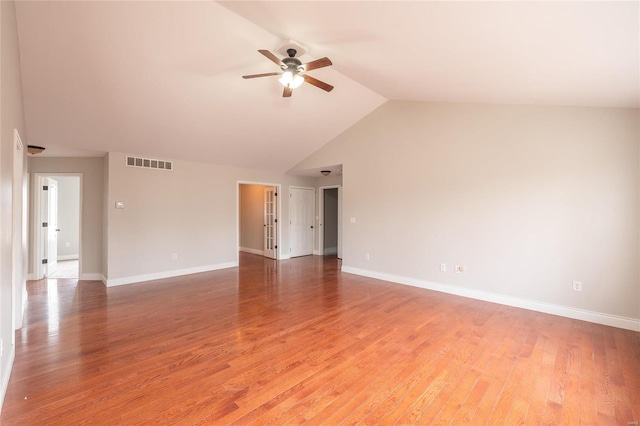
[45,178,59,276]
[290,187,314,257]
[263,187,277,259]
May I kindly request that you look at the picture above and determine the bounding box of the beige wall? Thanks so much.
[239,184,269,253]
[28,157,105,279]
[293,101,640,325]
[1,0,27,409]
[105,152,314,284]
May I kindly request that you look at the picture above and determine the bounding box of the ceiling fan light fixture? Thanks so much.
[279,70,304,89]
[321,170,331,176]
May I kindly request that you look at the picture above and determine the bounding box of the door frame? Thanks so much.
[237,181,282,261]
[318,185,342,257]
[32,173,83,280]
[12,130,25,331]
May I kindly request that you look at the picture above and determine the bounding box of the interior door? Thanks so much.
[46,178,59,276]
[289,187,314,257]
[263,186,277,259]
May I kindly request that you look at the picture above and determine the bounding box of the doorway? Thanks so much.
[33,174,81,280]
[238,182,281,260]
[319,186,342,258]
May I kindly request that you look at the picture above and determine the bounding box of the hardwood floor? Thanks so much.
[2,253,639,425]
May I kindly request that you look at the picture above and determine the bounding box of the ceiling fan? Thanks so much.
[243,48,334,98]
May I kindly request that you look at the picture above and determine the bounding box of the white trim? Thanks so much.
[27,273,38,281]
[324,247,337,255]
[32,173,83,281]
[313,250,322,256]
[14,129,24,150]
[0,345,16,414]
[57,254,79,261]
[12,129,26,332]
[104,262,238,287]
[279,254,291,260]
[342,266,640,332]
[239,247,264,256]
[318,185,342,256]
[79,273,103,281]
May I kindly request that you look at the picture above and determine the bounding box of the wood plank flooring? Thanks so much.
[2,253,639,424]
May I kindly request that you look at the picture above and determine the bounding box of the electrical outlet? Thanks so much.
[172,253,178,261]
[365,253,370,261]
[455,265,464,273]
[440,263,446,272]
[572,281,582,292]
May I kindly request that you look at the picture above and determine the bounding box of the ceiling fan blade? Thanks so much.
[283,87,293,98]
[303,75,334,92]
[303,57,332,71]
[258,49,283,67]
[242,72,281,79]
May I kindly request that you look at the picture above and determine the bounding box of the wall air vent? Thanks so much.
[125,156,173,171]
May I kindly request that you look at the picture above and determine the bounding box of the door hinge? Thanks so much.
[42,222,48,228]
[43,185,48,191]
[275,245,277,249]
[274,219,277,223]
[42,259,48,264]
[274,192,277,196]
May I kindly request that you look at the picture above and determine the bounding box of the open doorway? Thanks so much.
[33,174,81,279]
[238,182,281,260]
[319,186,342,258]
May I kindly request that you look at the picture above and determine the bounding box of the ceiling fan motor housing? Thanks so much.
[282,56,303,72]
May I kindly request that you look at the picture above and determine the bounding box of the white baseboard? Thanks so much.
[57,255,79,261]
[239,247,264,256]
[27,273,39,281]
[79,273,103,281]
[279,254,291,260]
[104,262,239,287]
[313,248,337,256]
[341,266,640,332]
[0,344,15,415]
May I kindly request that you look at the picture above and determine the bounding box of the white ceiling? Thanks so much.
[15,1,639,172]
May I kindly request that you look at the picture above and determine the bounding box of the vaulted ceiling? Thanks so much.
[15,1,639,172]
